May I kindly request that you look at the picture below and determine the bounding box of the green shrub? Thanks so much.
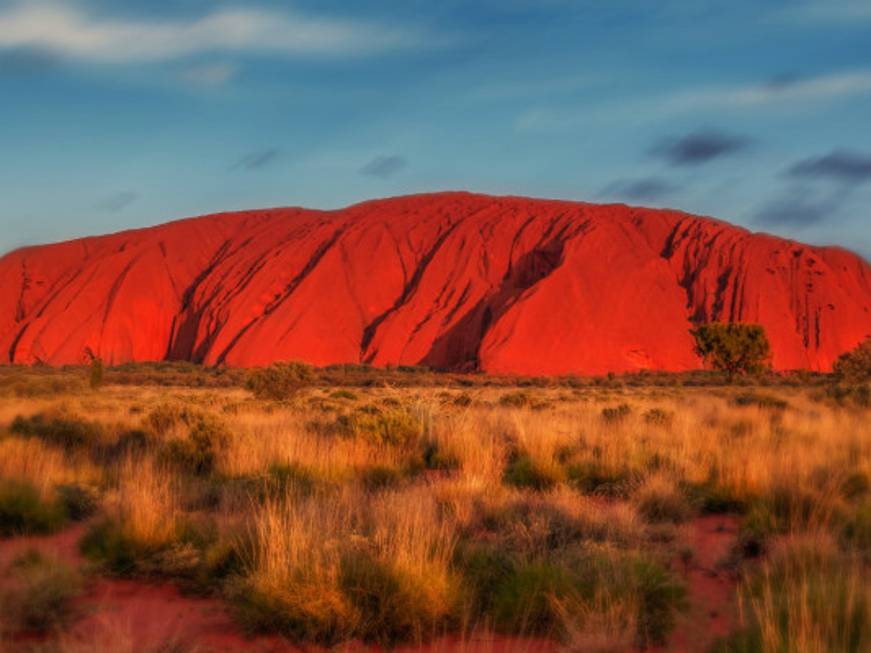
[56,483,99,521]
[491,560,573,634]
[339,549,457,643]
[247,362,314,401]
[635,479,692,524]
[566,462,634,498]
[329,389,358,401]
[80,519,143,575]
[833,338,871,383]
[732,392,788,410]
[160,417,229,476]
[359,465,404,491]
[691,323,771,380]
[0,550,82,632]
[343,408,423,446]
[0,481,66,536]
[601,404,632,422]
[643,408,674,427]
[421,440,460,471]
[10,412,103,450]
[503,454,559,491]
[89,356,104,390]
[631,557,687,647]
[499,391,531,408]
[714,542,870,653]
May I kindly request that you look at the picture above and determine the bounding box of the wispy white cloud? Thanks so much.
[660,69,871,112]
[179,62,238,87]
[0,2,431,64]
[515,69,871,131]
[778,0,871,23]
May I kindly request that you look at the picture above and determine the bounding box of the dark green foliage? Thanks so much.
[89,356,104,390]
[732,392,788,410]
[329,389,358,401]
[161,418,229,476]
[80,519,142,575]
[503,454,558,491]
[0,550,82,632]
[268,463,320,497]
[643,408,674,427]
[360,465,405,491]
[491,560,573,634]
[691,323,771,379]
[833,338,871,383]
[338,407,423,446]
[0,481,66,536]
[246,362,314,400]
[601,403,632,422]
[631,557,687,648]
[499,391,531,408]
[841,472,870,502]
[56,483,98,521]
[421,440,460,471]
[566,462,634,498]
[10,412,103,450]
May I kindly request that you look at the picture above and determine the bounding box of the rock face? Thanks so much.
[1,192,869,374]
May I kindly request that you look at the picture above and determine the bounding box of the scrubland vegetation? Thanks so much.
[0,351,868,651]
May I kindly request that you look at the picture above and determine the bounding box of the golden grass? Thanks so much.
[0,374,868,649]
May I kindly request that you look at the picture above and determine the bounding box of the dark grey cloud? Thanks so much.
[651,129,752,166]
[600,176,679,202]
[787,150,871,184]
[95,191,139,213]
[0,47,59,76]
[754,188,842,228]
[232,149,281,171]
[359,155,407,178]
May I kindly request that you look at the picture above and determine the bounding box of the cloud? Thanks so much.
[600,177,679,202]
[179,62,238,87]
[0,2,431,64]
[651,129,751,166]
[359,155,407,179]
[662,69,871,113]
[95,191,139,212]
[779,1,871,23]
[787,150,871,184]
[0,46,59,75]
[754,191,841,228]
[232,149,281,171]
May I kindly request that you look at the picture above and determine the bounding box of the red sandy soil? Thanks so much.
[0,517,740,653]
[0,526,557,653]
[1,192,869,374]
[649,515,740,653]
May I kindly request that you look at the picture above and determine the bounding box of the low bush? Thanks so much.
[601,404,632,422]
[499,391,531,408]
[0,480,66,536]
[10,412,103,450]
[732,392,788,410]
[246,362,314,401]
[566,462,634,498]
[160,417,230,476]
[0,550,82,632]
[642,408,674,427]
[713,539,870,653]
[503,454,560,491]
[634,476,693,524]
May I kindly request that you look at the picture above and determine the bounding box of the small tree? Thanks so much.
[691,323,771,380]
[89,357,104,390]
[833,338,871,383]
[246,362,314,400]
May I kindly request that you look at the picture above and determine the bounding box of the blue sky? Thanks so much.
[1,0,870,258]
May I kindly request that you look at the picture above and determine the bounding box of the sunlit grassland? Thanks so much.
[0,366,868,651]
